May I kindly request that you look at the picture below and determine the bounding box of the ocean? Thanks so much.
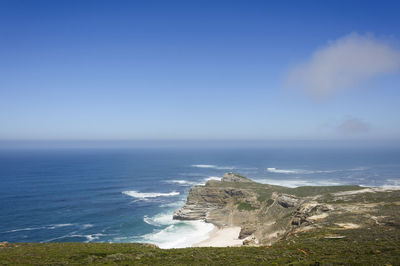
[1,146,400,248]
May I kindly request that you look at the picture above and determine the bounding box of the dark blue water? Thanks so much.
[1,147,399,248]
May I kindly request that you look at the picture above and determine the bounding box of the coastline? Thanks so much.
[192,225,243,247]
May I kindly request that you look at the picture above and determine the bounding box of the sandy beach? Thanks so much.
[193,226,243,247]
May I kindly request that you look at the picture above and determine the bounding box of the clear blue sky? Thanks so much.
[1,0,400,142]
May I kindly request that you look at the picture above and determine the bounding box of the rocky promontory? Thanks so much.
[174,172,400,246]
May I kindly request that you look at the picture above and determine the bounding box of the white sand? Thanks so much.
[193,226,243,247]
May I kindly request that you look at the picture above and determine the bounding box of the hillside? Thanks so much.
[174,172,400,246]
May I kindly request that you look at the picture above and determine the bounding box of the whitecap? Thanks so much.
[82,233,105,242]
[63,233,105,243]
[122,191,180,199]
[165,180,198,186]
[47,223,74,229]
[5,223,75,233]
[196,176,221,185]
[81,224,94,229]
[204,176,221,181]
[254,178,342,188]
[43,233,106,243]
[267,167,299,174]
[266,166,370,175]
[191,164,235,170]
[192,164,217,168]
[266,167,339,174]
[5,227,43,233]
[382,178,400,187]
[143,213,179,227]
[166,176,221,186]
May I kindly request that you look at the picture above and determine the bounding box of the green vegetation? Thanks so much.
[1,228,399,266]
[257,194,268,202]
[266,198,274,207]
[207,176,364,198]
[237,202,257,211]
[256,193,274,207]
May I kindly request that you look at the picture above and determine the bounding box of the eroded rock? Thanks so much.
[277,194,299,208]
[173,172,399,246]
[221,172,253,183]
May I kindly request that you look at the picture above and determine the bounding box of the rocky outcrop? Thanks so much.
[277,194,299,208]
[174,173,301,244]
[173,183,258,222]
[221,172,252,183]
[242,235,258,246]
[173,172,400,246]
[238,225,256,239]
[291,202,332,226]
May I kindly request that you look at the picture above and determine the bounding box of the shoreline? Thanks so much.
[192,225,243,247]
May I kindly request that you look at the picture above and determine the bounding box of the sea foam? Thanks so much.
[254,178,342,188]
[5,223,75,233]
[266,167,337,174]
[192,164,235,170]
[144,213,179,226]
[164,176,221,187]
[267,167,300,174]
[43,233,106,243]
[201,176,221,184]
[141,217,214,248]
[165,180,198,186]
[122,191,180,199]
[266,167,367,175]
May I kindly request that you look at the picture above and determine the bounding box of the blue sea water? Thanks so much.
[1,147,400,248]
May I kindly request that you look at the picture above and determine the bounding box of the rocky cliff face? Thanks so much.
[173,173,258,223]
[173,172,400,246]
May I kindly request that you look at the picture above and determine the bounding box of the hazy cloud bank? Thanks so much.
[286,33,400,99]
[337,117,370,134]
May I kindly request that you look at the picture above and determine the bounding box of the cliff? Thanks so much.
[174,172,400,246]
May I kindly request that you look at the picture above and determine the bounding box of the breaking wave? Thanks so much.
[201,176,221,184]
[192,164,235,170]
[140,212,214,249]
[122,191,180,199]
[254,178,342,188]
[165,180,198,186]
[143,213,179,227]
[164,176,221,187]
[266,167,339,174]
[382,178,400,187]
[267,168,300,174]
[266,167,367,174]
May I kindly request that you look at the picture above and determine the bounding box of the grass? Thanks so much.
[237,202,257,211]
[207,176,364,198]
[265,198,274,207]
[1,230,400,266]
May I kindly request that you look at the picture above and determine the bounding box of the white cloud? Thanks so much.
[337,118,370,134]
[286,33,400,99]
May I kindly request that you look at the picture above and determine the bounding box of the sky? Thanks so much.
[1,0,400,143]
